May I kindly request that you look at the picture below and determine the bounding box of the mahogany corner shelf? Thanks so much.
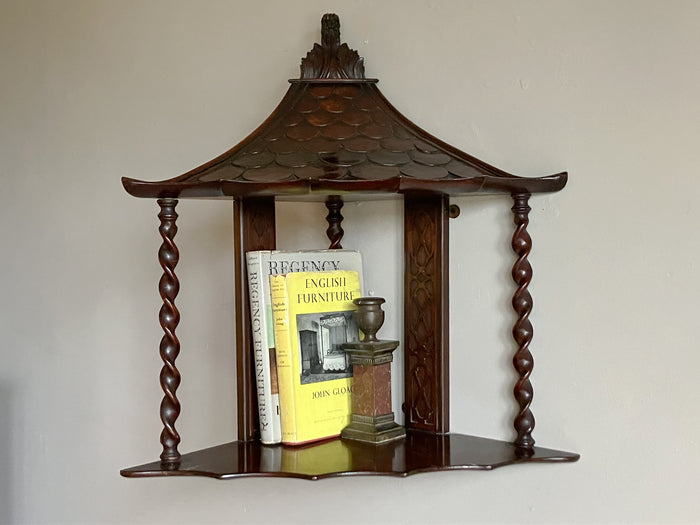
[121,14,578,480]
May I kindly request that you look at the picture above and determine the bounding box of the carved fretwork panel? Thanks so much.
[403,196,450,433]
[234,198,276,441]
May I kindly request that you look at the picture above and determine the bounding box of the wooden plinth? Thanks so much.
[121,431,579,480]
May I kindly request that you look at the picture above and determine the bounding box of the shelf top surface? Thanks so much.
[121,432,579,480]
[122,14,567,200]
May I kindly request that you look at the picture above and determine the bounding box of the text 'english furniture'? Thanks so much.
[120,14,578,479]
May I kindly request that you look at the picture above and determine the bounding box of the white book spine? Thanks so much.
[246,251,282,444]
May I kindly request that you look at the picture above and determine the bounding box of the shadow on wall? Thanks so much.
[0,382,13,524]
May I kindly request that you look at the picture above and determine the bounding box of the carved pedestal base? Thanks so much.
[341,413,406,444]
[341,297,405,445]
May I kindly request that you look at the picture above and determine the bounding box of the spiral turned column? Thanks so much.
[325,195,344,249]
[156,198,181,464]
[511,193,535,449]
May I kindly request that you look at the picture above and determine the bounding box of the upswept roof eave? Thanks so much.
[121,170,567,200]
[121,84,305,197]
[367,84,568,192]
[367,85,512,179]
[122,14,567,200]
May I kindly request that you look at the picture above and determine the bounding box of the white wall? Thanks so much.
[1,1,699,523]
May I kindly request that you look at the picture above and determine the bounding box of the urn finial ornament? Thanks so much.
[355,297,385,343]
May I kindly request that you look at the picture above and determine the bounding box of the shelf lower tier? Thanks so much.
[121,431,579,480]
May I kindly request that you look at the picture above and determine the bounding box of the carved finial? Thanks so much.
[321,13,341,49]
[300,14,365,80]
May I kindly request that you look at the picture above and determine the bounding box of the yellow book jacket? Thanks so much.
[270,270,361,445]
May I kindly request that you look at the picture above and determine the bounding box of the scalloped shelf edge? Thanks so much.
[121,431,579,480]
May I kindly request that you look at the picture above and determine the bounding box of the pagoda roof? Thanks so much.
[122,14,566,200]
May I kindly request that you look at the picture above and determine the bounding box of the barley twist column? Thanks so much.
[157,198,181,463]
[511,193,535,449]
[325,195,344,249]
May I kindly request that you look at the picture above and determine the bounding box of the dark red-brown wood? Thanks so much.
[324,195,344,249]
[511,193,536,449]
[300,13,366,80]
[234,198,276,441]
[403,195,450,434]
[121,14,567,201]
[121,431,578,479]
[156,198,182,463]
[121,14,577,479]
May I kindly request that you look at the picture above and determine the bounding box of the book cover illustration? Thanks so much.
[246,250,363,444]
[270,270,362,445]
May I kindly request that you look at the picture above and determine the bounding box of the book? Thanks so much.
[246,250,363,444]
[270,270,362,445]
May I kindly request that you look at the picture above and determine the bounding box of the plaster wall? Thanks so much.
[1,1,699,523]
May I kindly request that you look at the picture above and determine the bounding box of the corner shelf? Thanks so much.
[121,14,578,479]
[121,432,578,480]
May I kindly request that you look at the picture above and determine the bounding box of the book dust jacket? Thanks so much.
[270,270,361,445]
